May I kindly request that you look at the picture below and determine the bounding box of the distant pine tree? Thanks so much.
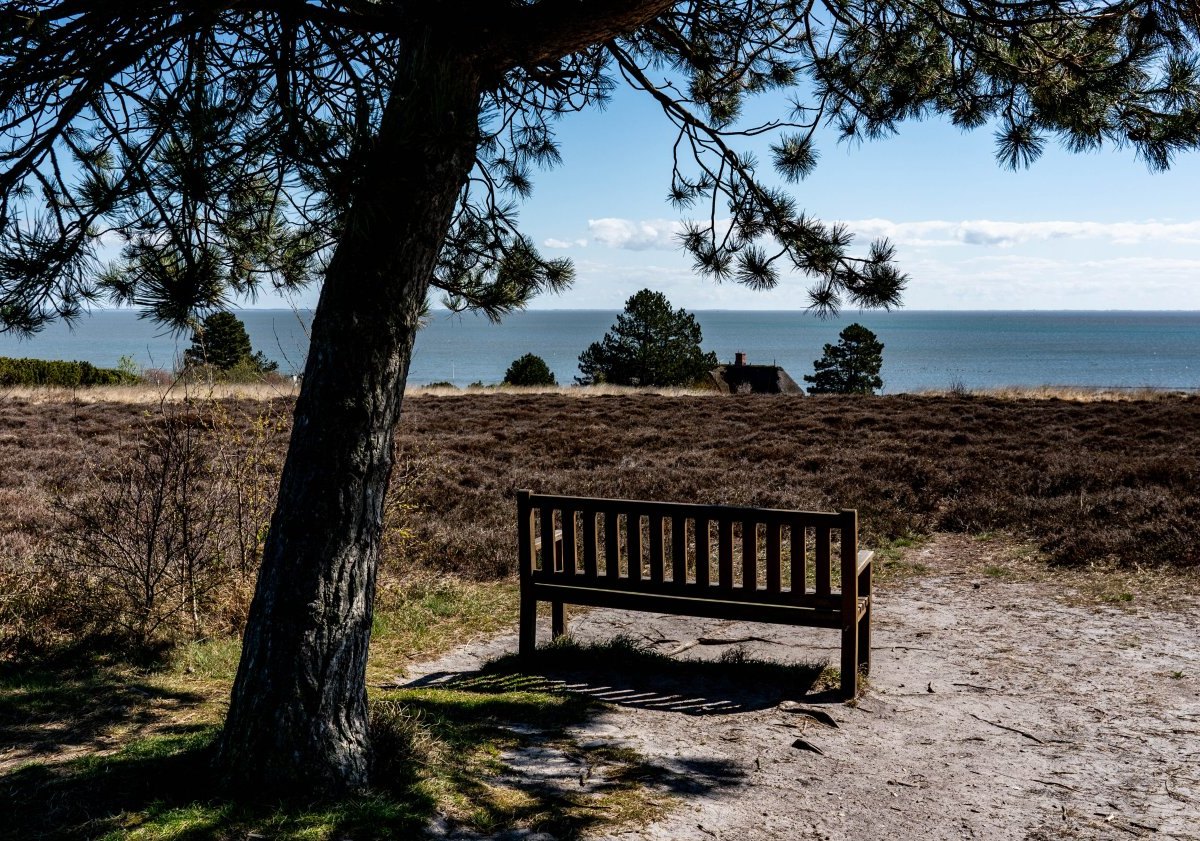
[184,312,278,373]
[805,324,884,395]
[503,353,556,386]
[577,290,718,387]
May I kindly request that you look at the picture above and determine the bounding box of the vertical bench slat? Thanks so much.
[718,518,734,591]
[649,515,665,583]
[671,516,687,587]
[626,512,643,581]
[742,519,757,591]
[790,523,807,594]
[815,526,831,597]
[604,511,620,580]
[582,510,598,579]
[766,522,781,593]
[561,507,578,578]
[695,519,710,587]
[540,504,558,574]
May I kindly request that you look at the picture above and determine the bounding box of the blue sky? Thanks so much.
[512,83,1200,311]
[283,81,1200,312]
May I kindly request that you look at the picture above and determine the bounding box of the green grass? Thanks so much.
[2,675,668,841]
[0,587,688,841]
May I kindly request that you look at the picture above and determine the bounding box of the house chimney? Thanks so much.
[734,351,747,366]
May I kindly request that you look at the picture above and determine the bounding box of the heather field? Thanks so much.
[399,391,1200,575]
[2,388,1198,648]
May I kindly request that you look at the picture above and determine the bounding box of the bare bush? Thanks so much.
[52,401,285,650]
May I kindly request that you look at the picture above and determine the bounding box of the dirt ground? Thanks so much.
[402,534,1200,841]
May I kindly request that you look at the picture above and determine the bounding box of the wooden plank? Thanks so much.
[766,522,781,593]
[561,508,578,578]
[529,582,844,629]
[517,489,534,579]
[718,518,734,591]
[582,511,598,579]
[540,505,558,574]
[552,600,566,639]
[840,509,860,698]
[742,519,758,591]
[517,489,537,658]
[695,519,710,587]
[790,523,807,595]
[528,569,840,609]
[527,493,844,527]
[648,515,664,583]
[815,526,831,597]
[626,512,643,581]
[604,512,620,580]
[671,515,687,587]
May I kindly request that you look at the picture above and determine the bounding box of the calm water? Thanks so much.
[1,309,1197,393]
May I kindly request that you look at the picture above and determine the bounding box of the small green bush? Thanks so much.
[503,353,556,387]
[0,356,134,387]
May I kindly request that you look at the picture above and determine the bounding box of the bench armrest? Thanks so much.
[856,550,874,577]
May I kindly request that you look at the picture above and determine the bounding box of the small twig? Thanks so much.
[1032,778,1080,792]
[952,682,1001,692]
[968,712,1045,744]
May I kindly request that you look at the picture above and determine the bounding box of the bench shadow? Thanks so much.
[399,635,830,715]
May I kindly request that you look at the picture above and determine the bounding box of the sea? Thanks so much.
[1,309,1197,394]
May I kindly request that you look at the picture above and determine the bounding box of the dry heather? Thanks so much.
[397,392,1200,576]
[1,390,1197,654]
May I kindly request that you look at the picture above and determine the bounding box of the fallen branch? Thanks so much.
[968,712,1045,744]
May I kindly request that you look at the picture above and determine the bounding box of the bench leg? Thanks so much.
[519,589,537,661]
[551,601,566,640]
[858,600,872,675]
[840,621,858,700]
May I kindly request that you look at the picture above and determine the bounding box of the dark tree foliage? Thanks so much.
[2,0,1199,799]
[804,323,884,395]
[577,289,718,386]
[503,352,556,386]
[183,311,277,373]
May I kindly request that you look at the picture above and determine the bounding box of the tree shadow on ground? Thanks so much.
[401,635,830,715]
[377,683,742,840]
[0,653,209,770]
[1,722,436,841]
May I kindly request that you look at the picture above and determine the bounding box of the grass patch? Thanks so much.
[2,677,666,840]
[367,573,517,684]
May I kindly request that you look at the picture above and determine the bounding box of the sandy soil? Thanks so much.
[403,534,1200,841]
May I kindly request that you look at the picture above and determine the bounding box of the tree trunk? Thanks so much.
[216,41,480,797]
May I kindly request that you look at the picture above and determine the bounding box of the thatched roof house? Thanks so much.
[709,352,802,394]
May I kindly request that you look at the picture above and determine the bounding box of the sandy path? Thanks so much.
[405,535,1200,841]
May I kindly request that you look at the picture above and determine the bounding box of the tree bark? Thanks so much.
[216,39,481,797]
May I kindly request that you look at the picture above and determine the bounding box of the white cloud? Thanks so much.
[587,218,684,250]
[542,237,588,249]
[845,218,1200,248]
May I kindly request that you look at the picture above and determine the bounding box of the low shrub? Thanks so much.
[0,356,134,387]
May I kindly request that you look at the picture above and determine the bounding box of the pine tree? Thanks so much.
[805,324,885,395]
[577,290,718,387]
[2,0,1198,798]
[183,312,279,373]
[504,353,557,386]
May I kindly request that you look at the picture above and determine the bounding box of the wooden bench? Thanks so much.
[517,490,873,699]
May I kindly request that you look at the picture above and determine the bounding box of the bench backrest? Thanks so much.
[518,490,859,612]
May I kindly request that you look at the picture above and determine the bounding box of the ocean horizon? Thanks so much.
[1,308,1197,394]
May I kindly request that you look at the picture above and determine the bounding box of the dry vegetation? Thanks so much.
[1,388,1198,658]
